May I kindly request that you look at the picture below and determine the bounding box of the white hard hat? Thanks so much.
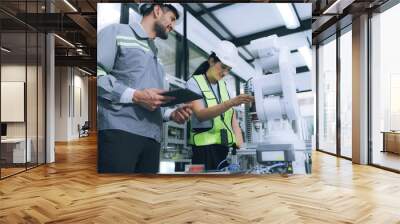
[138,3,182,25]
[212,40,238,68]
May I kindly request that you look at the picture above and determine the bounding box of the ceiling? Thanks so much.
[183,3,312,77]
[1,0,396,76]
[0,0,97,74]
[1,1,313,79]
[311,0,391,44]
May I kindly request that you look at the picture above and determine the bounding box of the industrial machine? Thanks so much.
[230,35,312,174]
[159,36,312,174]
[160,75,192,171]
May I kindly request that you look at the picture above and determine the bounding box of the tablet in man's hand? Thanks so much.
[161,88,203,107]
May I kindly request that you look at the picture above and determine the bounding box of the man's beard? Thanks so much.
[154,21,168,40]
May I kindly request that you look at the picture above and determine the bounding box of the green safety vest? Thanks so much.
[189,74,236,146]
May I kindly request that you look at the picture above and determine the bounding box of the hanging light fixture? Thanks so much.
[276,3,300,29]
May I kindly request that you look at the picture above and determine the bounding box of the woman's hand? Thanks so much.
[227,94,254,107]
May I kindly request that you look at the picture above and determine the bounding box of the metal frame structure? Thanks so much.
[181,4,253,71]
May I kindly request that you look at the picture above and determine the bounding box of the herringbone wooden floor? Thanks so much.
[1,135,400,224]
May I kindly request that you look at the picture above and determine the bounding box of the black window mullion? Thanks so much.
[36,0,39,167]
[336,29,341,157]
[175,35,183,79]
[183,8,188,81]
[25,0,28,171]
[120,3,130,24]
[235,77,240,96]
[316,44,319,151]
[367,11,373,165]
[44,0,48,165]
[0,20,2,179]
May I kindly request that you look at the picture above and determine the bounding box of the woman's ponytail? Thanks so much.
[191,52,220,77]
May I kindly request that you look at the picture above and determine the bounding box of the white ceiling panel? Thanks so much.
[202,14,232,39]
[212,3,285,38]
[294,3,312,20]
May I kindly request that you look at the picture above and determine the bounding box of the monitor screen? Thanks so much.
[1,123,7,137]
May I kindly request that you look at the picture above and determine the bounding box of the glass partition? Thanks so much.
[339,27,352,158]
[317,36,337,154]
[27,31,38,169]
[38,31,46,165]
[370,3,400,171]
[1,29,28,178]
[0,0,46,179]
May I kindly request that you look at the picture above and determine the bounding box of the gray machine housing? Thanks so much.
[161,75,191,163]
[256,144,295,164]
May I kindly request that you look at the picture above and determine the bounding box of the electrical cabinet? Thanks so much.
[161,75,192,170]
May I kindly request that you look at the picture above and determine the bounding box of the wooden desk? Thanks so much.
[1,138,31,163]
[382,132,400,154]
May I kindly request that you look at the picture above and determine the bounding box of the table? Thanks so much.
[382,131,400,154]
[158,148,312,175]
[1,138,31,164]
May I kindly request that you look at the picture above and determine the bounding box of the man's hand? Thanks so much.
[133,89,174,111]
[170,104,193,124]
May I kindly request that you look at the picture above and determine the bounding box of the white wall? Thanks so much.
[55,67,89,141]
[1,63,46,164]
[1,65,31,138]
[1,65,25,127]
[72,73,89,138]
[55,67,68,141]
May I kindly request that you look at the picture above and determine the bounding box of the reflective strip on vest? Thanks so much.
[189,74,236,146]
[116,35,150,52]
[97,36,150,77]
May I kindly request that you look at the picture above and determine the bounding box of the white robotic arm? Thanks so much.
[234,35,310,174]
[251,35,300,123]
[249,35,304,149]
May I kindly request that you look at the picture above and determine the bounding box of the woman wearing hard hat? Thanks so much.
[186,40,254,171]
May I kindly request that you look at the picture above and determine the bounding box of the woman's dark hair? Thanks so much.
[191,52,221,77]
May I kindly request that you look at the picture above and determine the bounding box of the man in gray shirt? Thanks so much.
[97,3,192,173]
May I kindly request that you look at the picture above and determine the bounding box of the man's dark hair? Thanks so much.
[141,4,179,21]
